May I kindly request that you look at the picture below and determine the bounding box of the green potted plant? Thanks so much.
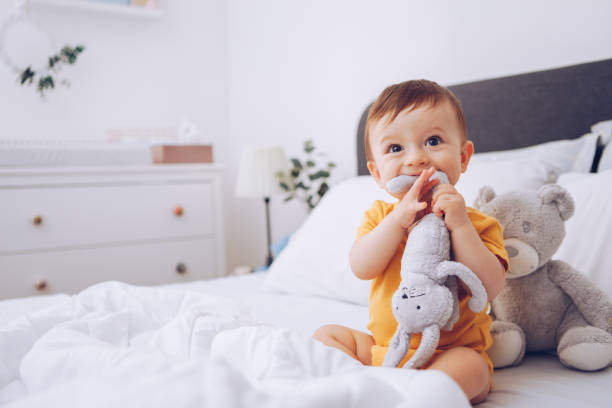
[277,140,336,212]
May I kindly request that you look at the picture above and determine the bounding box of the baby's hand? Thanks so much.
[391,167,439,230]
[432,184,470,231]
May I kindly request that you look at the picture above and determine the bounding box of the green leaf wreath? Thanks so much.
[18,44,85,97]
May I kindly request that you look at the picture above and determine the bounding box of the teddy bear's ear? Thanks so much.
[473,186,496,209]
[538,184,575,221]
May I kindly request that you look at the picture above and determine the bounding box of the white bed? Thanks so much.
[1,273,610,407]
[0,276,471,407]
[2,60,612,407]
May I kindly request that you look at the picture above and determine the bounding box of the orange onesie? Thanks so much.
[356,200,509,375]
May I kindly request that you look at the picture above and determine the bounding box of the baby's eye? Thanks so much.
[387,144,402,153]
[425,135,442,147]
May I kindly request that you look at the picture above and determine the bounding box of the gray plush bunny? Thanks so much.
[382,172,488,369]
[476,184,612,371]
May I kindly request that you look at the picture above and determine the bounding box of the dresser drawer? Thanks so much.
[0,182,214,254]
[0,238,217,299]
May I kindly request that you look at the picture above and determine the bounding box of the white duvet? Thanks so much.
[0,282,469,408]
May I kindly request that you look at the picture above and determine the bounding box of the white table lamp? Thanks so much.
[235,146,289,266]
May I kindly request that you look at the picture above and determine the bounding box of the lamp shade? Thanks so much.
[235,146,289,197]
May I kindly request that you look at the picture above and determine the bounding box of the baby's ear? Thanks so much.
[367,161,384,187]
[460,141,474,172]
[473,186,496,209]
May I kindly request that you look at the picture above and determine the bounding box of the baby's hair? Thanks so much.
[364,80,467,161]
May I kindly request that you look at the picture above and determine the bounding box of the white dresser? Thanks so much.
[0,164,226,299]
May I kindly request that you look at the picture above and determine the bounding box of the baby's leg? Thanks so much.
[312,324,374,365]
[427,347,491,404]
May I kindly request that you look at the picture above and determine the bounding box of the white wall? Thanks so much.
[2,1,612,275]
[225,0,612,272]
[0,1,228,153]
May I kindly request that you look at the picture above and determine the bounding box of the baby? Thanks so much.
[313,80,509,404]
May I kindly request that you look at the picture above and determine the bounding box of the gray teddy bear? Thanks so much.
[475,184,612,371]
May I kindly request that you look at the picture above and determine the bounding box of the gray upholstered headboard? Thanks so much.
[357,58,612,175]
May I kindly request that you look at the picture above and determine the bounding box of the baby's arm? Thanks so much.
[432,184,505,300]
[350,208,408,280]
[450,224,505,301]
[350,167,438,280]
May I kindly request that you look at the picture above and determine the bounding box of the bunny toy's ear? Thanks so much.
[538,184,575,221]
[473,186,496,209]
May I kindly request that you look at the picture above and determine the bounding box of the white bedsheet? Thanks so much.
[0,278,468,408]
[169,274,612,408]
[1,274,611,407]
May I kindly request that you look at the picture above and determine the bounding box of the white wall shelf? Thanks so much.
[31,0,163,19]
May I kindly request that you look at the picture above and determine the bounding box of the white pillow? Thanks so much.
[590,118,612,171]
[457,158,557,207]
[554,170,612,299]
[598,144,612,171]
[471,132,599,174]
[263,176,391,305]
[591,119,612,146]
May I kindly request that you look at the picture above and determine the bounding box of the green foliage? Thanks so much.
[277,140,336,211]
[18,44,85,98]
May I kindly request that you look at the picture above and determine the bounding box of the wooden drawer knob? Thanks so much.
[32,215,43,225]
[173,205,184,217]
[34,278,48,291]
[175,262,187,274]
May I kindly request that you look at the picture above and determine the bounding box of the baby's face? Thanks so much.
[367,100,473,198]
